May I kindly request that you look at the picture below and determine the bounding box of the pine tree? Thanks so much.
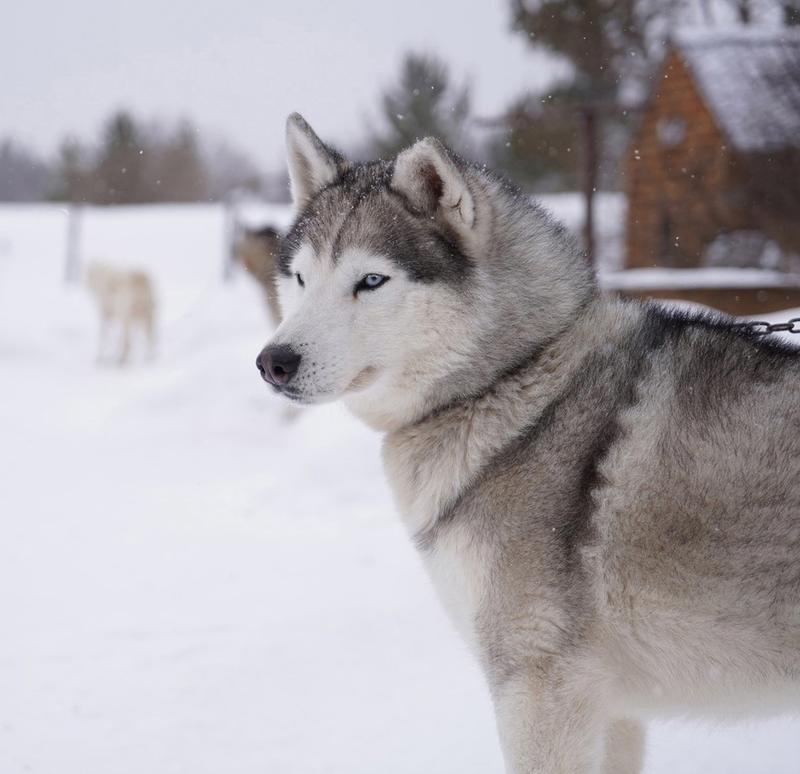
[151,122,209,201]
[94,111,151,203]
[510,0,680,103]
[0,139,52,201]
[51,137,92,202]
[369,53,471,159]
[488,89,582,192]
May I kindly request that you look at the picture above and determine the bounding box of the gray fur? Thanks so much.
[262,115,800,774]
[281,160,473,285]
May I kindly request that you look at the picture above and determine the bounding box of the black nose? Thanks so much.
[256,344,302,387]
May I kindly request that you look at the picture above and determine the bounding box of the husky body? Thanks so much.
[85,261,156,365]
[256,114,800,773]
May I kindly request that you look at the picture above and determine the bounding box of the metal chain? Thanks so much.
[734,317,800,336]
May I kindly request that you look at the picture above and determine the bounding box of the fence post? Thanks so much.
[222,195,241,282]
[64,203,82,284]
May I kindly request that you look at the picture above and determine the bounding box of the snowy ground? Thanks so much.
[1,203,798,774]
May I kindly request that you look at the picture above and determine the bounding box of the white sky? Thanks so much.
[2,0,563,171]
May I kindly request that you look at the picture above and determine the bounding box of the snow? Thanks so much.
[537,192,626,273]
[675,29,800,153]
[601,266,800,290]
[1,203,799,774]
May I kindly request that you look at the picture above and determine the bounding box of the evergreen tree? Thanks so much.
[510,0,681,104]
[94,111,151,203]
[47,110,263,204]
[51,137,92,202]
[369,53,471,159]
[0,140,52,201]
[205,139,264,200]
[151,121,209,201]
[495,0,685,195]
[488,89,582,192]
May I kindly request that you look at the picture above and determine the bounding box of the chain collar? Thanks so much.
[734,317,800,335]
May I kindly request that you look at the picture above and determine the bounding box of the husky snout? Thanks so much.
[256,344,301,387]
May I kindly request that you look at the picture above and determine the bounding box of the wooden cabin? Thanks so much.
[622,30,800,313]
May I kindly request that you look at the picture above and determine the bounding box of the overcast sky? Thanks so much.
[3,0,564,171]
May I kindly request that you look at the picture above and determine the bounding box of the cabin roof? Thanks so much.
[673,28,800,153]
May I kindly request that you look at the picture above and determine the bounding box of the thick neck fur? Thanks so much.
[345,175,597,433]
[382,297,640,538]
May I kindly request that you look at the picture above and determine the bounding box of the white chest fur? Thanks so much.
[418,522,491,650]
[382,435,492,651]
[380,316,614,650]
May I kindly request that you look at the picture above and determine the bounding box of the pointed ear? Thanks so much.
[285,113,342,211]
[391,138,475,233]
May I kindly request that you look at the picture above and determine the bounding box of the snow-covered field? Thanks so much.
[1,203,798,774]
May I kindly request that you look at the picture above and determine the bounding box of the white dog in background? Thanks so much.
[85,261,156,365]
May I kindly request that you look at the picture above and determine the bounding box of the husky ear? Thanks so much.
[391,138,475,233]
[286,113,342,211]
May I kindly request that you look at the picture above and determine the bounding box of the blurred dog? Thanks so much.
[235,226,283,328]
[85,261,156,365]
[238,226,304,421]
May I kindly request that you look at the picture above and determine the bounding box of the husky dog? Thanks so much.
[85,261,156,365]
[235,225,283,329]
[256,114,800,773]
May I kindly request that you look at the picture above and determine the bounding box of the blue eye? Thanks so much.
[355,274,389,294]
[296,272,304,287]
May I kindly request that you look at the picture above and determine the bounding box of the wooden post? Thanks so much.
[699,0,714,24]
[581,107,598,266]
[222,196,239,282]
[64,203,82,283]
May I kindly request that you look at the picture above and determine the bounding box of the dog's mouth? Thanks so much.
[269,367,379,405]
[279,385,311,403]
[279,385,335,405]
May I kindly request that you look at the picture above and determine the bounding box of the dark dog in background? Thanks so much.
[236,226,283,329]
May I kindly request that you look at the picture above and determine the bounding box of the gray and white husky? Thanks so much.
[256,114,800,773]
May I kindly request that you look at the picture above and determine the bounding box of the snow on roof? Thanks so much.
[673,28,800,152]
[599,267,800,291]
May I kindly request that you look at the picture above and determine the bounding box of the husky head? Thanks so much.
[256,114,594,431]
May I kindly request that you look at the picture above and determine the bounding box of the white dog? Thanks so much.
[85,261,156,365]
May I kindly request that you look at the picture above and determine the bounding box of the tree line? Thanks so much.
[2,0,798,203]
[0,113,266,204]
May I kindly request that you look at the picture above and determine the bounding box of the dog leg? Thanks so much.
[602,719,645,774]
[118,318,131,366]
[96,315,110,364]
[144,312,157,361]
[493,669,605,774]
